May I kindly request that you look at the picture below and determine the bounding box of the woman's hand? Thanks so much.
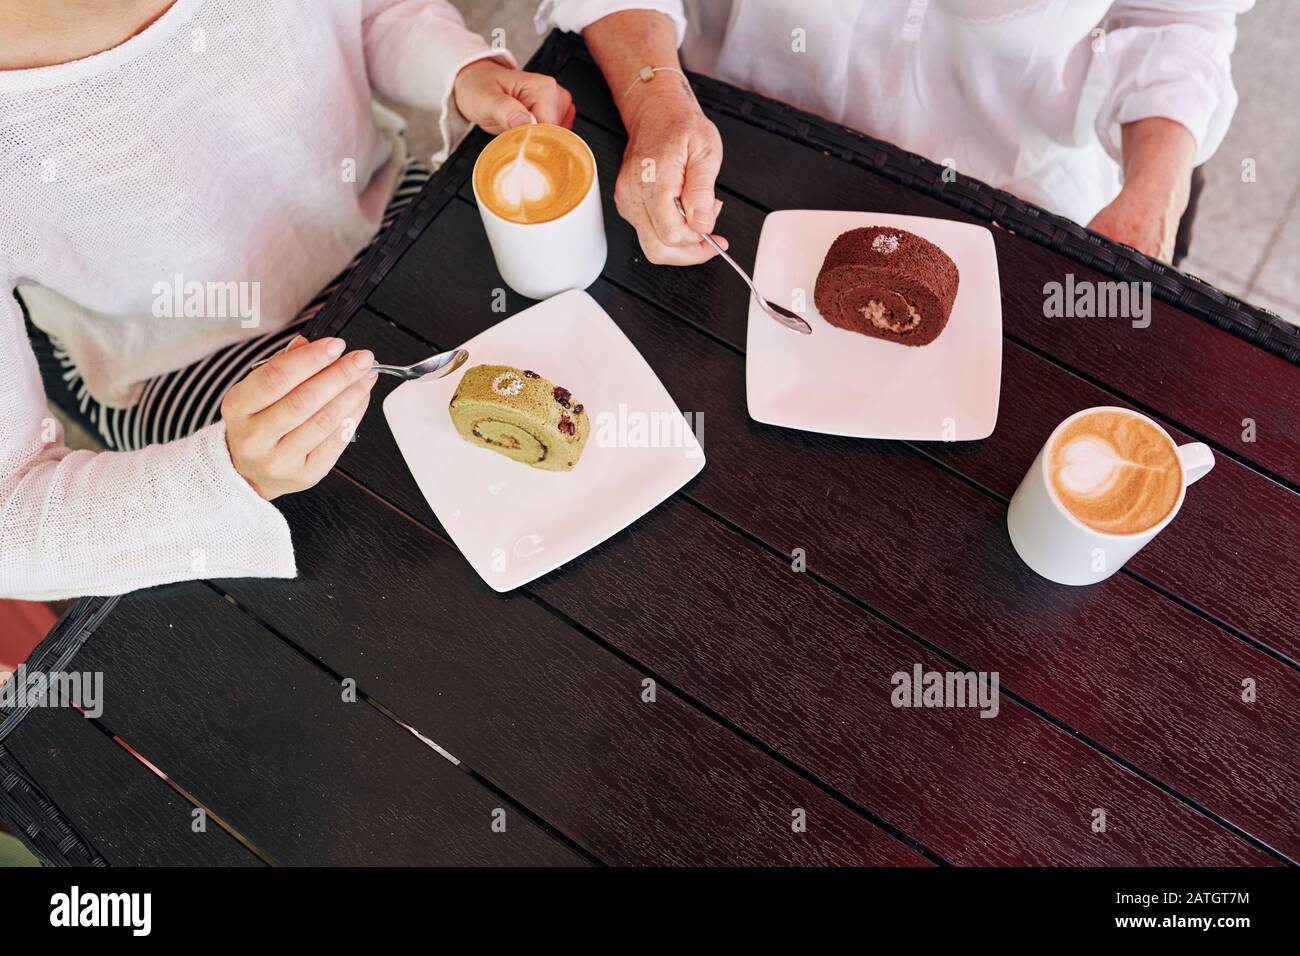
[580,8,726,265]
[615,81,726,265]
[453,57,576,132]
[1087,179,1184,262]
[222,335,378,500]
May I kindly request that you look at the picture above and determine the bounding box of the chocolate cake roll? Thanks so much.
[449,364,590,471]
[813,226,959,346]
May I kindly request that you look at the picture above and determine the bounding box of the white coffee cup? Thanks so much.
[1006,406,1214,585]
[471,125,607,301]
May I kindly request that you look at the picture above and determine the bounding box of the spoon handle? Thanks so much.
[676,199,810,334]
[705,236,762,299]
[251,354,387,375]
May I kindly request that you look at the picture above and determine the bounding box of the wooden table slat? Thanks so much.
[219,472,931,867]
[532,497,1281,866]
[65,584,586,867]
[4,704,261,866]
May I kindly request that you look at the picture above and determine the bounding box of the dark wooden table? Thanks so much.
[4,33,1298,868]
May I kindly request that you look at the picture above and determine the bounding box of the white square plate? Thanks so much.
[745,210,1002,440]
[383,289,704,592]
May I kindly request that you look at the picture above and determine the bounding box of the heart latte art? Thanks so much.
[473,124,594,225]
[1047,411,1182,535]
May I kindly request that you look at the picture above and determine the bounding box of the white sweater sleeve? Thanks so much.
[360,0,519,162]
[1095,0,1253,166]
[1,288,296,601]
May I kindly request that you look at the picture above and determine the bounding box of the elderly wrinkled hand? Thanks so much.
[615,83,728,265]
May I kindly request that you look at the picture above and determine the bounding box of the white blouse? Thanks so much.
[537,0,1251,225]
[1,0,507,599]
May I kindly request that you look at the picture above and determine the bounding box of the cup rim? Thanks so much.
[470,123,597,228]
[1037,405,1187,541]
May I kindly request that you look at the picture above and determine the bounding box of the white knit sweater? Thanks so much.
[1,0,507,600]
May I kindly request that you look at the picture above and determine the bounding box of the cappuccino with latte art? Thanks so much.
[1007,406,1214,585]
[1046,410,1182,535]
[474,124,594,224]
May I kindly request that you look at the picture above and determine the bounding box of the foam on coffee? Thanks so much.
[473,124,594,225]
[1047,410,1182,535]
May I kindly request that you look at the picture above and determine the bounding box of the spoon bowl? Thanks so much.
[675,199,812,335]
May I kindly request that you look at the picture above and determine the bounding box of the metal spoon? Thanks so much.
[675,198,812,335]
[252,346,469,381]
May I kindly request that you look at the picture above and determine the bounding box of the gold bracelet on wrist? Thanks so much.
[624,65,693,98]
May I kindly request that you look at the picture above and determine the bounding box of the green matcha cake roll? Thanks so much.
[448,365,590,471]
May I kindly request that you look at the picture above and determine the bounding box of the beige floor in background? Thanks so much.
[1180,0,1300,321]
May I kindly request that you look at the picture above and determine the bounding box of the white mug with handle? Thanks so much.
[1007,406,1214,585]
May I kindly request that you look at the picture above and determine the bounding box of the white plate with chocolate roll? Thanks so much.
[383,290,704,592]
[745,210,1001,440]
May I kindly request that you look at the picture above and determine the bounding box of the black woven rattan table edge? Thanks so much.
[0,595,119,745]
[0,596,117,866]
[0,744,107,866]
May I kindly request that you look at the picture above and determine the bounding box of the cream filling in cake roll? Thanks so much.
[453,407,551,466]
[861,292,923,335]
[836,282,935,337]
